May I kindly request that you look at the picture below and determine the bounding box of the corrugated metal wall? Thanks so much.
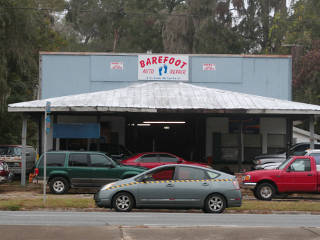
[40,53,291,100]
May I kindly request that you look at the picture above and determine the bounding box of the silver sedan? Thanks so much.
[94,164,242,213]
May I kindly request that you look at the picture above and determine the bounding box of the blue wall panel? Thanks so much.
[191,56,243,83]
[41,53,292,100]
[53,123,100,139]
[42,55,91,99]
[90,55,138,82]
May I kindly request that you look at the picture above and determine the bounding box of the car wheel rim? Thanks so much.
[208,196,223,212]
[116,195,130,210]
[260,186,272,198]
[53,181,65,193]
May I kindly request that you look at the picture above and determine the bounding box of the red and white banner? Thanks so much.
[138,55,189,81]
[110,62,124,70]
[202,63,216,71]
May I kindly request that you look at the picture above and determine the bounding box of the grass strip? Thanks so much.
[0,198,320,212]
[0,197,96,210]
[229,200,320,212]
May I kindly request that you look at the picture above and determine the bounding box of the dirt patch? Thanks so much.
[0,181,97,200]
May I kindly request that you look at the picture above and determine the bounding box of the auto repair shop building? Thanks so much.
[8,52,320,173]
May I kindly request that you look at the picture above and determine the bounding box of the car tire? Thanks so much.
[256,183,275,201]
[252,189,261,200]
[204,193,226,213]
[113,192,134,212]
[49,177,70,194]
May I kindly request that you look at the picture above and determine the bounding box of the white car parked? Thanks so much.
[253,142,320,169]
[254,149,320,170]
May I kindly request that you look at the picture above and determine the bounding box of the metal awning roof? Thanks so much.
[8,82,320,115]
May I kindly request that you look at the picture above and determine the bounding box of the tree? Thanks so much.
[286,0,320,104]
[237,0,287,53]
[65,0,164,52]
[0,0,66,144]
[279,0,320,132]
[161,0,247,54]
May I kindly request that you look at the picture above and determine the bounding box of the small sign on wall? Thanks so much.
[110,62,124,70]
[202,64,216,71]
[138,55,189,81]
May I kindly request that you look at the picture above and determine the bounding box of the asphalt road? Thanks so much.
[1,211,320,240]
[1,211,320,227]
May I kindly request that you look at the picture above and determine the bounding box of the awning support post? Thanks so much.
[21,115,27,186]
[239,120,244,172]
[310,116,315,149]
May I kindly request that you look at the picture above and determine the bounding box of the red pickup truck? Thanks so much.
[242,156,320,200]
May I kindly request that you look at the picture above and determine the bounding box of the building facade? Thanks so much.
[12,52,320,176]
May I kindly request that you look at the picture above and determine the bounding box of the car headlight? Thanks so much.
[253,160,261,165]
[101,183,116,191]
[242,175,251,181]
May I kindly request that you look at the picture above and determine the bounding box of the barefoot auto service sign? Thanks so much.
[138,55,189,81]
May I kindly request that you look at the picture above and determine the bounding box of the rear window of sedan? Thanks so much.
[159,154,179,163]
[177,166,208,180]
[139,154,158,163]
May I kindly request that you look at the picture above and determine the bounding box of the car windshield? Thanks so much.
[295,150,307,156]
[277,157,293,170]
[288,144,311,156]
[119,145,132,156]
[0,146,21,156]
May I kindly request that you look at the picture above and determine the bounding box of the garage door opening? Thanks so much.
[125,115,206,162]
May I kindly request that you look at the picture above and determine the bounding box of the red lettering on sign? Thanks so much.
[180,62,187,69]
[143,69,154,74]
[152,57,157,64]
[169,69,186,74]
[140,56,188,73]
[169,57,175,64]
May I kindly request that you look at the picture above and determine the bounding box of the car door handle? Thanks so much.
[202,182,209,186]
[307,174,313,176]
[166,183,174,187]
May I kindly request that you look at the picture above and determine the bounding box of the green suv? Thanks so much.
[34,151,147,194]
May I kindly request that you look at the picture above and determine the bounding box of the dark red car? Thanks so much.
[120,152,210,169]
[0,160,13,184]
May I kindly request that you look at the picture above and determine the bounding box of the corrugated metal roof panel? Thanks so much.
[8,82,320,114]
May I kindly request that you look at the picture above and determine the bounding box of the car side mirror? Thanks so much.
[286,166,291,172]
